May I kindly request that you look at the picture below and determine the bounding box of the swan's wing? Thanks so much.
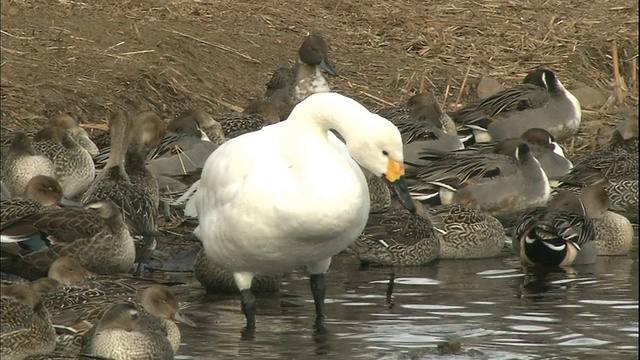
[194,125,283,215]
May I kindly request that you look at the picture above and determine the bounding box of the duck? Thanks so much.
[0,114,99,157]
[1,175,78,227]
[450,68,581,143]
[264,33,337,99]
[188,92,413,336]
[377,92,459,137]
[124,111,164,209]
[606,118,638,154]
[31,126,96,199]
[348,171,440,266]
[429,204,508,259]
[0,200,136,279]
[92,111,188,166]
[405,140,551,216]
[1,132,55,197]
[48,113,100,157]
[165,109,227,146]
[456,128,573,181]
[578,184,633,256]
[30,257,171,314]
[70,284,195,357]
[513,190,596,267]
[79,302,174,360]
[264,34,338,120]
[1,283,56,360]
[557,139,637,221]
[194,246,282,294]
[81,110,160,276]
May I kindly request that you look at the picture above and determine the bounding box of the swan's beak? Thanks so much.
[384,158,416,213]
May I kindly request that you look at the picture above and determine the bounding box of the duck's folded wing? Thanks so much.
[451,83,549,127]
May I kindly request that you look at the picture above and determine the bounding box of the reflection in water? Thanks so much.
[176,244,638,359]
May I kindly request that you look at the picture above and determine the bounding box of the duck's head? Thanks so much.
[523,68,560,92]
[49,114,81,134]
[166,111,202,138]
[298,33,337,75]
[1,283,44,311]
[579,184,610,219]
[610,118,639,143]
[47,257,88,285]
[494,140,535,164]
[30,277,63,294]
[96,303,141,332]
[406,92,437,109]
[33,126,78,149]
[243,100,280,125]
[349,114,415,213]
[8,132,37,155]
[139,285,196,327]
[23,175,63,206]
[548,190,586,216]
[133,111,165,149]
[520,128,566,158]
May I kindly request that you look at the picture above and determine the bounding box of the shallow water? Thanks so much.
[175,244,638,360]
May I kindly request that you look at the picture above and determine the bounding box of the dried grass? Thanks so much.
[1,0,637,158]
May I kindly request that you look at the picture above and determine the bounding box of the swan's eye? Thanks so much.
[382,150,389,156]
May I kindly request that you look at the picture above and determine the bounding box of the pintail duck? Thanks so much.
[31,126,96,199]
[606,118,638,154]
[81,110,159,276]
[188,92,413,335]
[48,113,100,156]
[348,171,440,266]
[0,200,136,279]
[264,34,337,120]
[377,92,458,137]
[513,190,597,267]
[93,111,186,168]
[74,285,195,357]
[194,246,282,293]
[168,103,279,143]
[0,114,99,157]
[1,175,78,227]
[1,132,55,198]
[79,302,174,360]
[579,184,633,256]
[264,33,337,98]
[405,140,551,216]
[457,128,573,181]
[166,109,227,146]
[451,69,581,143]
[124,111,164,209]
[429,204,508,259]
[0,283,56,360]
[557,140,638,221]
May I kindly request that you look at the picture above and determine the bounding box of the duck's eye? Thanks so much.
[382,150,389,156]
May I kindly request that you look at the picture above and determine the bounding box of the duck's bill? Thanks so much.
[173,310,197,327]
[320,58,337,76]
[389,176,416,213]
[58,197,82,207]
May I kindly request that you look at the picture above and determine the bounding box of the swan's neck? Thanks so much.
[286,93,371,145]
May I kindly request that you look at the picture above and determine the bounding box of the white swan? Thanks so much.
[190,92,414,335]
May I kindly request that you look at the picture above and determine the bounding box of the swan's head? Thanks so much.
[350,114,415,213]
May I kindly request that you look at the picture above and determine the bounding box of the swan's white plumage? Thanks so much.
[192,92,404,289]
